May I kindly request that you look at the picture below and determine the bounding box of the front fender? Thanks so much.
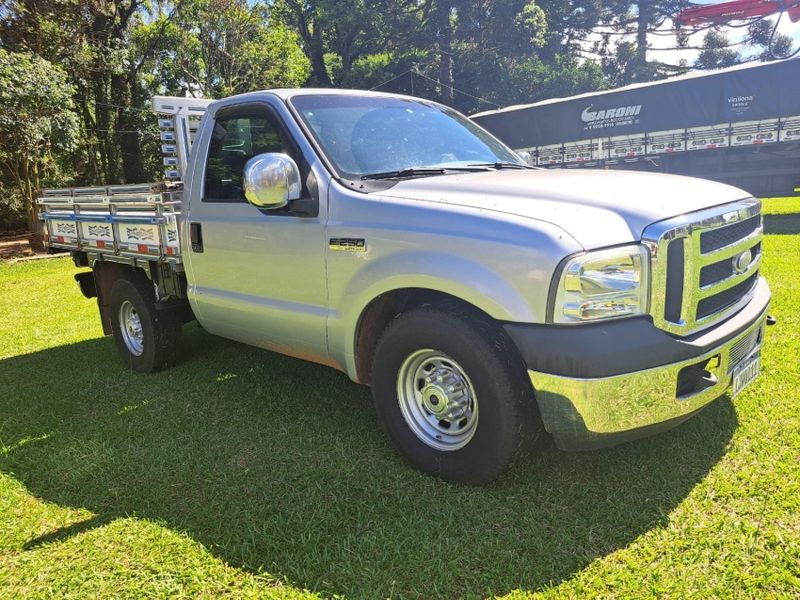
[330,250,542,381]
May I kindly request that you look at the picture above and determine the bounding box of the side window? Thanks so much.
[204,109,288,202]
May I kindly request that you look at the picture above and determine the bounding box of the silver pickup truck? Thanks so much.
[41,89,771,484]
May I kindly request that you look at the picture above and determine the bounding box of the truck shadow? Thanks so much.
[1,326,737,598]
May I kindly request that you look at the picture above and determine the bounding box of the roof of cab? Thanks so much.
[218,88,421,104]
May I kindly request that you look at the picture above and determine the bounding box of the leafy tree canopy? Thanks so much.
[0,49,78,227]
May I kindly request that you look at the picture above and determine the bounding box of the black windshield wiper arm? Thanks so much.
[467,162,533,170]
[360,165,495,180]
[361,168,447,181]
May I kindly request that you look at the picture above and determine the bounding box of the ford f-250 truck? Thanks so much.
[40,89,772,484]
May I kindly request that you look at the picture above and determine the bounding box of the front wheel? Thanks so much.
[371,305,541,485]
[109,275,182,373]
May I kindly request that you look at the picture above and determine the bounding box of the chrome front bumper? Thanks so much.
[529,290,769,451]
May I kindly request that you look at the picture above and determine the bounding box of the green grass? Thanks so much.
[1,198,799,599]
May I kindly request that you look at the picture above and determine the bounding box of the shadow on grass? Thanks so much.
[764,213,800,235]
[0,327,737,598]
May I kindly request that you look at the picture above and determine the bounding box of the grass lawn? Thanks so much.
[1,198,798,599]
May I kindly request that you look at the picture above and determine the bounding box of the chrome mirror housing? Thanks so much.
[243,153,302,210]
[516,151,532,165]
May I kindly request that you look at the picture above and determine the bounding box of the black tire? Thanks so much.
[371,305,541,485]
[109,274,182,373]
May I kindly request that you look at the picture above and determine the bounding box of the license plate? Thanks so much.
[731,353,761,398]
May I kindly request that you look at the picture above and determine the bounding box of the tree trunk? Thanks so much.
[79,97,101,185]
[294,7,332,87]
[309,25,332,86]
[437,0,454,105]
[94,70,121,184]
[91,73,111,183]
[635,0,650,80]
[29,161,45,249]
[15,159,42,249]
[116,72,146,183]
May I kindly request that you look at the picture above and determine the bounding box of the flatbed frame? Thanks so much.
[39,183,184,267]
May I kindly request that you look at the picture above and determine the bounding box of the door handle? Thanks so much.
[190,222,203,253]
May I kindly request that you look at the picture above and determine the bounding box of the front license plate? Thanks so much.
[732,353,761,398]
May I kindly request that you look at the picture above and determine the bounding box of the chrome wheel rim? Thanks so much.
[119,300,144,356]
[396,349,479,451]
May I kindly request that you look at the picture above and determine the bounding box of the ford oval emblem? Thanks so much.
[733,250,752,273]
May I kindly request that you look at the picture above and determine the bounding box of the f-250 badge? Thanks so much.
[329,238,366,252]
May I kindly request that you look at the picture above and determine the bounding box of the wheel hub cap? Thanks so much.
[397,350,479,451]
[119,300,144,356]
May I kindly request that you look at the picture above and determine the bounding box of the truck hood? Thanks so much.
[378,169,750,249]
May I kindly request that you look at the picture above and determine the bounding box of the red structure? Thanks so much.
[677,0,800,26]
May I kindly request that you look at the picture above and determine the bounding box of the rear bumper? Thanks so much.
[505,277,771,450]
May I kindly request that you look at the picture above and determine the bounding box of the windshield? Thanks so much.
[289,94,524,179]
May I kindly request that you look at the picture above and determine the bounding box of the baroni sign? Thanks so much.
[580,104,642,131]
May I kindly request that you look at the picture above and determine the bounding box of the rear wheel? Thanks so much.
[118,299,145,356]
[371,305,541,485]
[109,275,182,373]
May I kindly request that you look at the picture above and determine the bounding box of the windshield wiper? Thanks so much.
[467,162,533,170]
[361,168,447,180]
[360,165,493,181]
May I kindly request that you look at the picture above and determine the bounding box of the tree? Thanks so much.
[449,0,549,109]
[594,0,690,85]
[748,18,796,60]
[365,0,551,111]
[695,29,741,70]
[135,0,310,98]
[0,0,147,184]
[508,53,607,104]
[274,0,397,87]
[1,0,311,188]
[536,0,603,60]
[308,0,608,113]
[0,50,78,231]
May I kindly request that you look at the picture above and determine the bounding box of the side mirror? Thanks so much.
[517,151,532,165]
[243,153,302,210]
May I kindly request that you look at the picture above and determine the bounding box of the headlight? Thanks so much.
[552,245,650,323]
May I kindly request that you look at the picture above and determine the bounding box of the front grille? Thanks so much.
[645,198,763,336]
[700,214,761,253]
[699,260,733,287]
[664,239,685,323]
[697,271,759,319]
[728,326,762,371]
[699,241,761,287]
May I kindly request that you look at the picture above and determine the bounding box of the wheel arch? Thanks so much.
[336,250,542,382]
[352,286,527,385]
[84,259,189,335]
[90,262,152,335]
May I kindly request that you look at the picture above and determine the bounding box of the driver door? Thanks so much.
[184,101,330,364]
